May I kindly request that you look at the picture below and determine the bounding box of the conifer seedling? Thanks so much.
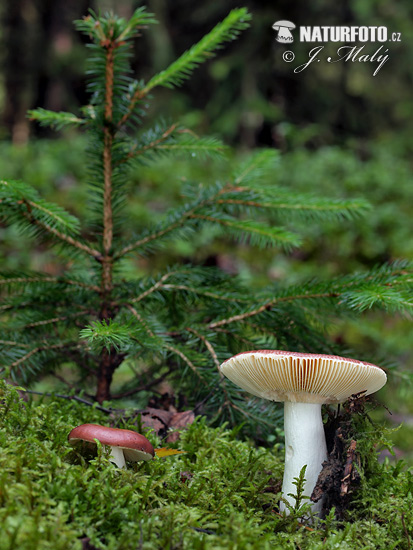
[0,8,411,432]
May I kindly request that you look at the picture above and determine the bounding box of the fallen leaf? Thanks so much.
[136,407,195,442]
[155,447,186,458]
[140,415,165,435]
[166,410,195,442]
[169,410,195,429]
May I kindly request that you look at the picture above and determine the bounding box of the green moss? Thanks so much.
[0,381,412,549]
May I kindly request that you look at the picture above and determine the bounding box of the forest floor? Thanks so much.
[1,381,412,549]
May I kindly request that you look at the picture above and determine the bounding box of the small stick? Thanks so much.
[401,514,411,550]
[20,389,113,414]
[340,440,357,496]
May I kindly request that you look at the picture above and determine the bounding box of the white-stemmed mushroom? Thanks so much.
[220,350,386,516]
[272,20,296,44]
[68,424,155,468]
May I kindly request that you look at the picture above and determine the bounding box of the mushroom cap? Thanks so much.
[272,20,296,30]
[68,424,155,461]
[220,350,386,404]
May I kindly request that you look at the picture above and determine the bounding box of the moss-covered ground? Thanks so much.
[0,381,412,549]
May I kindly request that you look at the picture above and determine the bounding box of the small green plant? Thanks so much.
[286,465,310,513]
[278,465,318,531]
[0,8,411,433]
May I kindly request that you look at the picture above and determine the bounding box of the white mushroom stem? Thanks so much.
[280,402,327,516]
[106,445,126,469]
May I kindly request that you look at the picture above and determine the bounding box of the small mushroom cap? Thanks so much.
[68,424,155,461]
[220,350,386,404]
[272,20,296,30]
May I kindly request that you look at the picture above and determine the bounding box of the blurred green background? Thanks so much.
[0,0,412,459]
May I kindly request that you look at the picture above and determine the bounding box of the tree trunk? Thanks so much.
[95,349,123,404]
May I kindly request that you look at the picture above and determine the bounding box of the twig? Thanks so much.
[0,340,33,348]
[186,328,220,371]
[20,207,101,259]
[208,292,340,329]
[0,276,100,293]
[62,279,101,292]
[126,305,201,381]
[340,440,357,496]
[24,311,91,329]
[116,218,187,259]
[126,309,201,381]
[19,389,113,413]
[401,514,411,550]
[126,304,155,337]
[130,271,184,303]
[2,342,84,375]
[162,284,249,303]
[118,87,146,128]
[0,276,57,285]
[209,302,272,329]
[164,343,202,380]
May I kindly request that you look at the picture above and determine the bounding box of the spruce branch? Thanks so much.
[130,270,186,303]
[154,136,227,157]
[0,275,58,286]
[23,311,92,329]
[0,180,101,258]
[161,284,249,303]
[188,214,302,249]
[233,149,277,186]
[141,8,250,91]
[115,182,302,258]
[125,304,202,379]
[186,328,221,372]
[230,402,277,428]
[0,340,33,348]
[119,123,178,164]
[208,301,277,329]
[126,304,156,337]
[80,319,134,353]
[28,215,100,258]
[208,263,412,328]
[0,274,100,293]
[75,8,156,45]
[0,180,80,232]
[216,194,370,221]
[120,125,227,165]
[28,108,86,130]
[119,8,251,127]
[2,342,84,377]
[164,343,203,380]
[115,201,203,258]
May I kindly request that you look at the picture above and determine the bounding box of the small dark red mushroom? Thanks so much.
[68,423,154,468]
